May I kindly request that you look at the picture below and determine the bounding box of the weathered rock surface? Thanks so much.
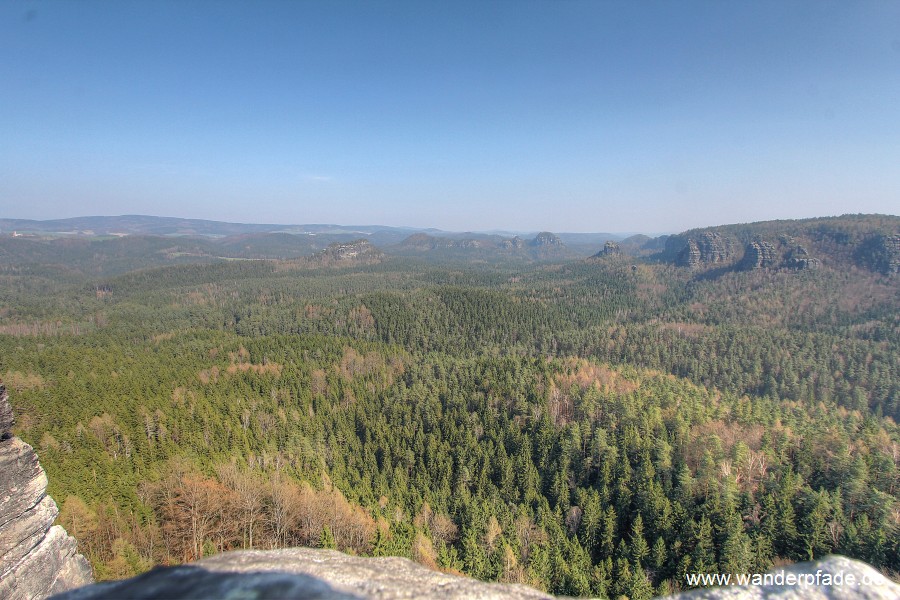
[594,241,622,257]
[742,241,779,269]
[784,245,820,270]
[676,232,735,268]
[0,385,93,599]
[0,391,13,439]
[877,233,900,274]
[52,551,899,600]
[53,548,552,600]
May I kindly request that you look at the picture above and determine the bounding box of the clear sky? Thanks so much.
[1,1,898,233]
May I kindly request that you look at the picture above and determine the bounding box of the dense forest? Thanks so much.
[1,215,898,598]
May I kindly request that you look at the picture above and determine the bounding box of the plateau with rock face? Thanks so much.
[659,216,900,275]
[0,385,92,599]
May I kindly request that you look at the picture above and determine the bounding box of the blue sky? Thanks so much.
[1,1,898,232]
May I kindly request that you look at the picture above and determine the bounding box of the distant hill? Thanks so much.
[5,213,897,275]
[0,215,629,249]
[391,231,584,263]
[0,215,425,240]
[215,232,353,260]
[0,235,220,276]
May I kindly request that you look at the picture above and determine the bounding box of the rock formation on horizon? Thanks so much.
[282,239,385,269]
[530,232,563,247]
[594,240,622,258]
[0,384,93,599]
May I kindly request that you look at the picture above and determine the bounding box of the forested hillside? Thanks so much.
[0,215,897,598]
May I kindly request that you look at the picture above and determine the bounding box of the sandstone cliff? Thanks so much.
[661,216,898,276]
[593,241,622,258]
[675,232,736,269]
[0,385,92,599]
[741,241,779,269]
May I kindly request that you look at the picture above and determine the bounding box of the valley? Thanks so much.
[0,214,898,598]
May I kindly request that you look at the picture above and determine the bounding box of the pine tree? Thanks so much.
[691,516,716,574]
[629,514,650,566]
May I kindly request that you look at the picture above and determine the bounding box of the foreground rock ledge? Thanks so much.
[53,551,899,600]
[52,547,552,599]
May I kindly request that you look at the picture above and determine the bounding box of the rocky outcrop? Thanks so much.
[856,233,900,275]
[650,217,900,274]
[500,236,525,250]
[53,551,899,600]
[53,548,552,600]
[327,240,381,261]
[305,240,384,267]
[0,389,13,439]
[678,238,703,268]
[530,232,562,247]
[669,233,824,273]
[877,233,900,274]
[742,241,779,270]
[594,241,622,258]
[0,385,92,599]
[784,245,820,270]
[676,233,735,269]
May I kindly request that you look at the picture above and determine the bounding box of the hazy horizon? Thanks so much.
[7,211,899,239]
[3,1,899,232]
